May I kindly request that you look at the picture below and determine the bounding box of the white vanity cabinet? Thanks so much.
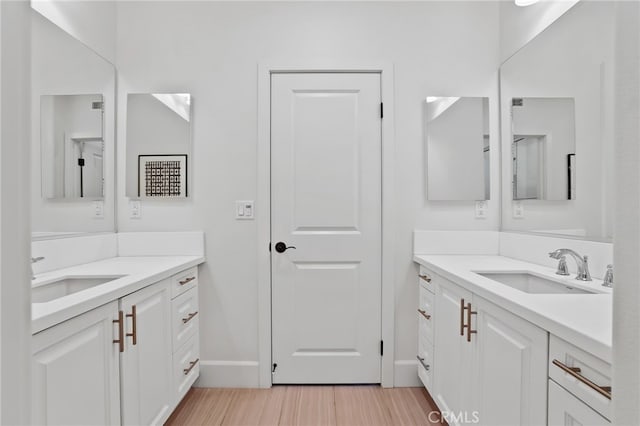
[32,265,200,426]
[32,301,122,426]
[120,280,173,425]
[424,268,548,426]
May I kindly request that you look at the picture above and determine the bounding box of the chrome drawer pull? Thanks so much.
[417,309,431,320]
[182,311,199,324]
[552,359,612,400]
[419,274,431,283]
[179,276,196,286]
[416,355,430,371]
[183,358,199,375]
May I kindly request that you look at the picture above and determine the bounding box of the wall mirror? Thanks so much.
[41,94,105,200]
[511,97,576,201]
[125,93,192,199]
[425,96,490,201]
[500,1,614,241]
[31,11,116,238]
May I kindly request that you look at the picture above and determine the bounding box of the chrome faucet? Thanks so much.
[31,256,44,280]
[549,249,592,281]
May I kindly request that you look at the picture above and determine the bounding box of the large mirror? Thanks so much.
[125,93,192,198]
[426,96,490,201]
[500,1,614,240]
[31,10,116,237]
[41,94,105,200]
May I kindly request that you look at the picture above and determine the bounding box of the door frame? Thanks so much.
[257,63,395,388]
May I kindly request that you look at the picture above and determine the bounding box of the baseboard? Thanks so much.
[394,360,422,387]
[194,360,260,388]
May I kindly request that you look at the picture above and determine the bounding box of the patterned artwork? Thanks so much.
[138,155,187,197]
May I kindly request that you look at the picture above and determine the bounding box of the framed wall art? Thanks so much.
[138,154,188,198]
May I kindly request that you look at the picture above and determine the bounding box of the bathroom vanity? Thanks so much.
[414,253,612,426]
[30,234,205,425]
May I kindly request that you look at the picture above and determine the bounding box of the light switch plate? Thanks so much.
[475,201,488,219]
[93,201,104,218]
[130,200,142,219]
[513,201,525,219]
[236,200,254,220]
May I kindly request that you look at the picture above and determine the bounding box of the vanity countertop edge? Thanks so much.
[32,255,205,334]
[413,254,612,363]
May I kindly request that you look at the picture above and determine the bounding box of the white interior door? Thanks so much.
[271,72,382,384]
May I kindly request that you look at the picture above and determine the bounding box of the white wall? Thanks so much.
[0,0,32,422]
[30,0,116,63]
[116,1,501,386]
[31,11,116,233]
[612,1,640,424]
[500,1,615,240]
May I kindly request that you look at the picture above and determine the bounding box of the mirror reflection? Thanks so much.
[126,93,192,198]
[426,96,490,201]
[41,94,104,199]
[500,1,614,241]
[511,97,576,201]
[31,10,116,237]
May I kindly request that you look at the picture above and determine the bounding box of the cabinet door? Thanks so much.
[120,280,173,425]
[433,278,473,423]
[472,296,548,426]
[32,301,121,425]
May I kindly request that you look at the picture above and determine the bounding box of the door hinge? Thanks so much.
[269,242,271,252]
[380,340,384,356]
[272,363,278,373]
[380,102,384,119]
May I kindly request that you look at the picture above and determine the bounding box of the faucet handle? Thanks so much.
[555,256,570,276]
[603,264,613,288]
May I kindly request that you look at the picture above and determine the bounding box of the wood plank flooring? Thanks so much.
[166,386,444,426]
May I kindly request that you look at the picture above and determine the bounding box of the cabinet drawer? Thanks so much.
[418,311,434,347]
[417,340,433,391]
[418,266,435,294]
[549,335,612,420]
[548,379,610,425]
[172,287,199,351]
[174,334,200,405]
[171,267,198,299]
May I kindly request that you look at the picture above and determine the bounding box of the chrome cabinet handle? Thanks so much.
[552,359,612,399]
[183,358,200,375]
[179,276,196,286]
[417,309,431,320]
[419,274,431,283]
[416,355,430,371]
[182,311,199,324]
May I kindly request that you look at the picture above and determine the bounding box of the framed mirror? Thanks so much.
[125,93,192,199]
[425,96,490,201]
[31,11,116,238]
[500,1,614,241]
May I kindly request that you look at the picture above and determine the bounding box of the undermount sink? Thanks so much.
[475,271,596,295]
[32,275,126,303]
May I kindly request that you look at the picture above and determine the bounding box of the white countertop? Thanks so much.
[413,255,613,363]
[32,256,205,334]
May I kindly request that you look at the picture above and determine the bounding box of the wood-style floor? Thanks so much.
[165,386,444,426]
